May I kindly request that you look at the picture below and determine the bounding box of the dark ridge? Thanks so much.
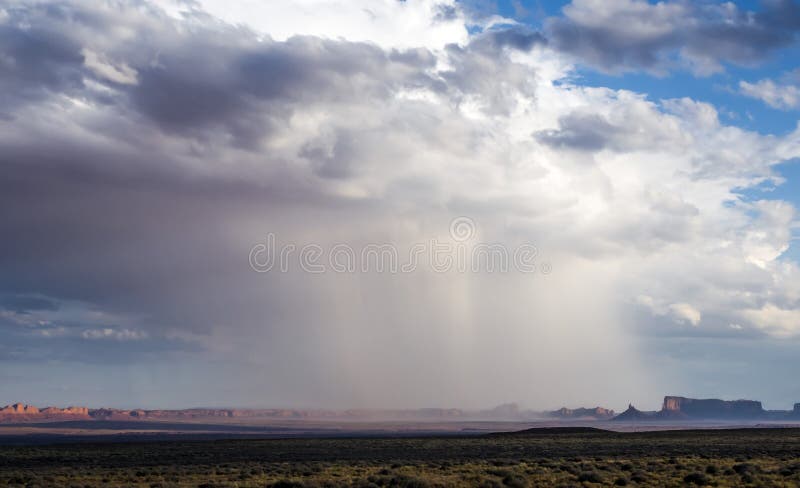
[488,426,611,436]
[611,403,658,421]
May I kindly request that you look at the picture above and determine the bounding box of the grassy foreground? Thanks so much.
[3,428,800,486]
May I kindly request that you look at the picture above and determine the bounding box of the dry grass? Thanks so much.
[2,428,800,486]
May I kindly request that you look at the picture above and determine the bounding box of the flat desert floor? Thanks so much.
[3,427,800,486]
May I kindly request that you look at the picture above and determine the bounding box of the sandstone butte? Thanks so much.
[0,403,90,417]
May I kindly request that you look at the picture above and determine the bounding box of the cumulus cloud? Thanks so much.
[546,0,800,75]
[668,303,702,327]
[636,296,702,327]
[1,0,799,408]
[743,303,800,337]
[151,0,469,50]
[740,78,800,110]
[81,48,138,85]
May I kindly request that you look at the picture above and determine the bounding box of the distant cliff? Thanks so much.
[4,397,800,424]
[660,396,763,419]
[0,403,41,415]
[612,404,659,421]
[0,403,90,421]
[612,396,795,421]
[0,403,533,423]
[547,407,615,420]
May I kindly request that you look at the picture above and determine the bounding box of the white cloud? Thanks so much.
[743,303,800,337]
[742,200,794,268]
[739,78,800,110]
[152,0,469,50]
[668,303,702,326]
[562,0,686,39]
[636,296,701,326]
[81,49,138,85]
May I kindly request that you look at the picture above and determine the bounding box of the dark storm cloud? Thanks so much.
[0,1,468,366]
[0,152,317,333]
[0,0,457,354]
[0,0,544,362]
[437,33,542,114]
[546,0,800,74]
[0,4,85,110]
[475,27,546,52]
[0,294,60,314]
[534,110,676,153]
[0,153,346,367]
[128,36,438,144]
[0,323,200,364]
[535,113,618,151]
[300,130,360,179]
[0,1,441,147]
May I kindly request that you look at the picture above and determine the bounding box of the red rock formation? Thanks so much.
[661,396,763,419]
[549,406,615,420]
[614,396,772,421]
[40,406,90,416]
[0,403,40,414]
[0,403,92,422]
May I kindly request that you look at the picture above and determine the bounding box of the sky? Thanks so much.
[1,0,800,412]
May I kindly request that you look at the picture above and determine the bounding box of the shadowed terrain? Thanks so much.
[3,428,800,486]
